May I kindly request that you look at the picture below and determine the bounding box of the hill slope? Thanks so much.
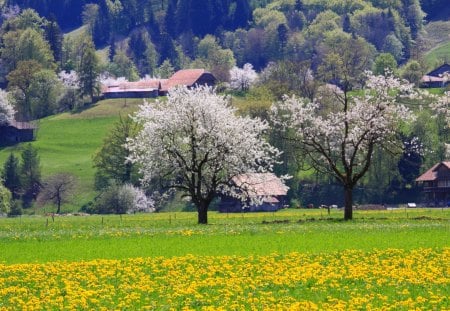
[0,99,144,212]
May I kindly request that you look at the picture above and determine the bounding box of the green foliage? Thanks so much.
[373,53,397,75]
[20,144,41,206]
[109,50,139,81]
[77,35,99,103]
[93,115,140,186]
[0,182,12,214]
[2,153,21,199]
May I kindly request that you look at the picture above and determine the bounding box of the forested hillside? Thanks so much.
[2,0,445,79]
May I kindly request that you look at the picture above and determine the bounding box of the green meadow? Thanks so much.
[0,208,448,264]
[0,99,144,209]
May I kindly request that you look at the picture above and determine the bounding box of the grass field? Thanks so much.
[423,20,450,67]
[0,99,144,211]
[0,209,448,309]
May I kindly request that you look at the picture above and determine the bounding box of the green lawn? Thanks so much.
[0,99,145,210]
[0,208,448,264]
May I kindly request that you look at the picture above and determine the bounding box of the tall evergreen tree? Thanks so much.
[78,36,99,103]
[20,144,41,206]
[44,15,63,64]
[231,0,252,29]
[2,153,21,199]
[165,0,178,38]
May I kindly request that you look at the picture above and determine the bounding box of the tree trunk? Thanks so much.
[344,185,353,220]
[197,202,208,224]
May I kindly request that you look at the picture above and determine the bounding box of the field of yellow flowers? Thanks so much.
[0,248,448,310]
[0,209,449,310]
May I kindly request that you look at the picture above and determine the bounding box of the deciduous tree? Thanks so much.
[128,86,282,224]
[37,173,77,214]
[229,63,258,91]
[272,73,415,220]
[93,115,140,186]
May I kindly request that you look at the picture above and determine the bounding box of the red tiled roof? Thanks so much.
[166,69,207,89]
[232,173,288,197]
[416,161,450,182]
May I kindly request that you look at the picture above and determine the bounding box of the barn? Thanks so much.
[218,173,288,213]
[0,121,37,145]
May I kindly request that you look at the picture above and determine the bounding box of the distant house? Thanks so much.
[420,63,450,88]
[101,69,216,98]
[416,161,450,206]
[0,121,37,145]
[218,173,288,213]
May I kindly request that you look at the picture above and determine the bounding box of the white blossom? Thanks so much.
[0,90,15,126]
[430,91,450,125]
[127,85,282,223]
[121,184,155,214]
[58,70,80,89]
[271,72,415,219]
[229,63,258,91]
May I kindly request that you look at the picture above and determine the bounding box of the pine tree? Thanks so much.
[20,144,41,206]
[231,0,252,29]
[78,36,99,104]
[343,14,351,33]
[2,153,21,199]
[44,15,63,64]
[165,0,178,38]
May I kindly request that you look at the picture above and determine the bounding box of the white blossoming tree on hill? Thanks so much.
[0,89,14,126]
[272,72,416,220]
[128,86,282,224]
[229,63,258,92]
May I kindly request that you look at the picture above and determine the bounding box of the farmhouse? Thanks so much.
[101,69,216,98]
[416,161,450,206]
[219,173,288,213]
[420,63,450,88]
[0,120,37,145]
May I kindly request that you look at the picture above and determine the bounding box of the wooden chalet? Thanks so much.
[420,63,450,88]
[219,173,288,213]
[0,121,37,145]
[101,69,216,98]
[416,161,450,206]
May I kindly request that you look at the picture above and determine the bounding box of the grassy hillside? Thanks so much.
[423,20,450,67]
[0,99,145,212]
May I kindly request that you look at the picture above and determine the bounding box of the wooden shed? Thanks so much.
[0,121,37,145]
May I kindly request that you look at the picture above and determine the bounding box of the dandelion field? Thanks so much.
[0,209,449,310]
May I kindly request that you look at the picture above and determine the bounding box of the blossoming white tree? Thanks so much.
[272,72,415,220]
[128,86,281,224]
[0,89,15,125]
[229,63,258,91]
